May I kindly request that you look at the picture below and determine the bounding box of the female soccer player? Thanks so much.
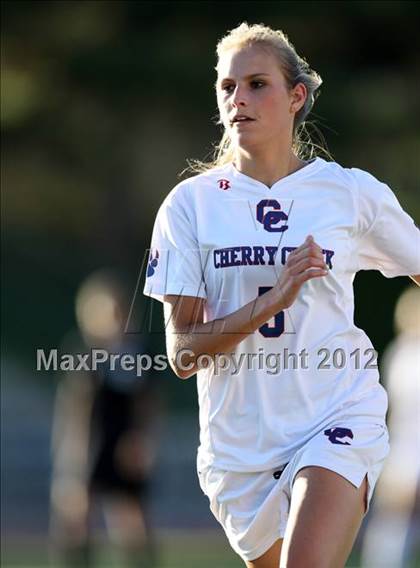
[144,23,420,568]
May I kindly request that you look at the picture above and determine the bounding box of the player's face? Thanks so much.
[216,45,301,151]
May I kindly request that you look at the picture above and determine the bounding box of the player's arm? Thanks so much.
[163,235,328,379]
[409,275,420,286]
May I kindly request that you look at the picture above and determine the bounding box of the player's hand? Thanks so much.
[272,235,328,309]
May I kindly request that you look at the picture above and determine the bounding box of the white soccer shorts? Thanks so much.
[198,421,389,562]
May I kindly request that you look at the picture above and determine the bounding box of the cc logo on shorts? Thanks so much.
[324,427,354,445]
[256,199,289,233]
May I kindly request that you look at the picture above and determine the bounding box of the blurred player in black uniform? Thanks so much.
[50,269,164,567]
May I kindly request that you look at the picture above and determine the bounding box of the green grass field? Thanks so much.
[2,530,240,568]
[2,529,420,567]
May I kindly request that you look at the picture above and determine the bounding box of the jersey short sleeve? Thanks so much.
[143,182,207,302]
[354,169,420,277]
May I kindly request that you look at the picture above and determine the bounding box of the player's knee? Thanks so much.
[281,556,332,568]
[281,544,335,568]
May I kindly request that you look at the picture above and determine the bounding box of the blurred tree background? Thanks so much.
[1,2,420,564]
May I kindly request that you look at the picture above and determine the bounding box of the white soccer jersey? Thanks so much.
[143,157,420,472]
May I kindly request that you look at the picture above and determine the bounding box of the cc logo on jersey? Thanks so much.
[256,199,289,232]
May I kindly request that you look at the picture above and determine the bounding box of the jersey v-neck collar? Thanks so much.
[227,157,326,191]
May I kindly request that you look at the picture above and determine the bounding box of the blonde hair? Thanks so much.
[183,22,329,176]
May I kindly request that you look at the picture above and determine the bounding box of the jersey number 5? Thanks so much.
[258,286,285,338]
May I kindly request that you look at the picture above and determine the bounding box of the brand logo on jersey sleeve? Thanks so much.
[324,427,354,445]
[256,199,288,232]
[147,250,159,277]
[217,179,231,190]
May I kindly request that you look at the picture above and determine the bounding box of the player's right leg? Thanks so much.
[245,538,283,568]
[49,486,92,567]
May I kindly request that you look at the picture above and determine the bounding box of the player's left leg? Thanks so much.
[280,466,367,568]
[103,493,157,567]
